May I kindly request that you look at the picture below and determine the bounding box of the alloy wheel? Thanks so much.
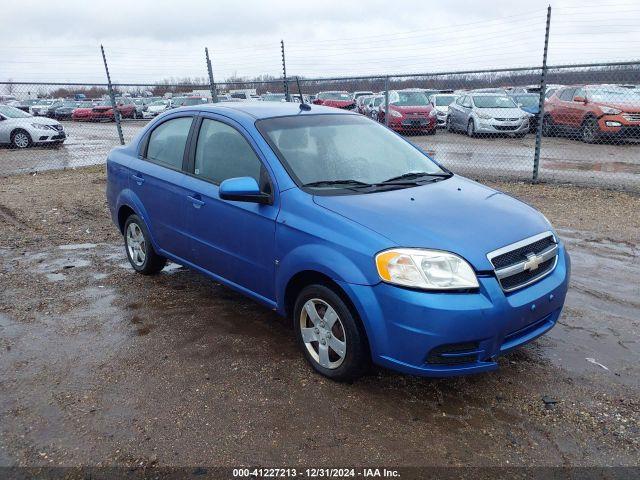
[299,298,347,369]
[126,222,147,267]
[13,132,30,148]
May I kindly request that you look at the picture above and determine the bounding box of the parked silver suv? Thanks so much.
[0,105,66,148]
[447,93,529,137]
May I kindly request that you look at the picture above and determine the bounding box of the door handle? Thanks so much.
[131,173,145,185]
[187,195,205,208]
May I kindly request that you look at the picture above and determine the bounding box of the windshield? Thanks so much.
[472,95,517,108]
[61,102,78,108]
[588,88,640,103]
[35,100,54,106]
[78,101,93,107]
[0,105,32,118]
[434,95,456,106]
[150,100,168,106]
[256,115,446,193]
[181,97,208,105]
[318,92,351,100]
[514,95,538,108]
[391,91,429,106]
[263,94,286,101]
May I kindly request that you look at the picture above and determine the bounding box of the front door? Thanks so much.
[181,116,279,302]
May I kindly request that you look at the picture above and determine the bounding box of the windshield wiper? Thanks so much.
[381,171,452,183]
[303,179,372,188]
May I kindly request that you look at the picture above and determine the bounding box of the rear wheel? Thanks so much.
[294,285,370,381]
[581,117,600,143]
[11,129,32,149]
[123,214,166,275]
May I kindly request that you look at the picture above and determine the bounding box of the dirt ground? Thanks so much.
[0,166,638,469]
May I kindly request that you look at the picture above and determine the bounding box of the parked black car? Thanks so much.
[54,101,81,120]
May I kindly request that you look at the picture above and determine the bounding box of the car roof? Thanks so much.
[193,102,357,119]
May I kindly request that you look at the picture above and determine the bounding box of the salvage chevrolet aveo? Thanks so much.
[106,102,570,381]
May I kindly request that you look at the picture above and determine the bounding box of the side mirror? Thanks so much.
[219,177,271,204]
[574,96,586,103]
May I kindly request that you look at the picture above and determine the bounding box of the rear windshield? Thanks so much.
[514,95,539,108]
[318,92,351,100]
[434,95,456,106]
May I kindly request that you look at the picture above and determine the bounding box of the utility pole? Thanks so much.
[281,40,290,102]
[205,47,218,103]
[533,5,551,182]
[100,45,124,145]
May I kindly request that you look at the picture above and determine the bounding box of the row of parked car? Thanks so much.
[312,83,640,142]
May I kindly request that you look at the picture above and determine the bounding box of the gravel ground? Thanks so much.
[0,167,638,469]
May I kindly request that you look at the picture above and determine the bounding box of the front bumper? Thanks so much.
[339,245,570,377]
[475,118,529,134]
[388,116,437,132]
[597,116,640,138]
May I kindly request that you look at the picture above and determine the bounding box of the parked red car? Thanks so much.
[71,101,94,121]
[543,85,640,142]
[379,90,437,134]
[89,98,137,122]
[313,91,356,110]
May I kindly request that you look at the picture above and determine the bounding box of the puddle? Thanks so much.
[59,243,98,251]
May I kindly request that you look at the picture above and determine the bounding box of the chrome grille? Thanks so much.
[622,113,640,122]
[487,232,558,292]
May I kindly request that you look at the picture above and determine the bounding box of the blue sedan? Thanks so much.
[106,102,569,381]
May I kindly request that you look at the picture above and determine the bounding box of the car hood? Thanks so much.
[520,106,539,114]
[589,100,640,111]
[13,116,60,126]
[320,99,355,107]
[475,107,524,118]
[312,176,550,271]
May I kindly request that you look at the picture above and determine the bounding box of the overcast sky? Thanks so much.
[2,0,640,85]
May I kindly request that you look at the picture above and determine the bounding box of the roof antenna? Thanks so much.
[296,76,311,111]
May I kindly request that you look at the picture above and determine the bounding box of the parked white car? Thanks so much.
[0,105,66,148]
[143,100,171,118]
[429,93,459,127]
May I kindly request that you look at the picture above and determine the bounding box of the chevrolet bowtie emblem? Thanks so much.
[523,252,542,271]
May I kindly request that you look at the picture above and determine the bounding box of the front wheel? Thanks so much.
[541,114,556,137]
[467,119,477,138]
[446,115,454,133]
[581,117,600,144]
[11,129,32,149]
[294,285,370,381]
[124,214,166,275]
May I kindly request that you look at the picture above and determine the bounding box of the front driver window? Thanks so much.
[194,119,263,185]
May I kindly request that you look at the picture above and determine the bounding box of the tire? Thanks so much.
[11,129,32,149]
[446,115,454,133]
[123,214,166,275]
[581,117,600,144]
[467,119,477,138]
[294,284,370,381]
[541,114,556,137]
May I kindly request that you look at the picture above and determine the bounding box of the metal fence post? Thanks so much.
[100,45,124,146]
[533,5,552,182]
[281,40,290,102]
[384,76,390,126]
[205,47,218,103]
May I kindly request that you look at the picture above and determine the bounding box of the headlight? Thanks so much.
[600,106,621,115]
[476,112,492,120]
[390,109,403,118]
[31,123,52,130]
[375,248,479,290]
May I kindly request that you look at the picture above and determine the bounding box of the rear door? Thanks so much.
[128,113,195,261]
[181,114,279,302]
[555,87,576,126]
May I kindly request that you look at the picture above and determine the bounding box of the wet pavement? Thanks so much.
[1,120,638,191]
[0,169,638,468]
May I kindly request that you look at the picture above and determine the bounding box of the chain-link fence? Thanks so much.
[1,62,639,191]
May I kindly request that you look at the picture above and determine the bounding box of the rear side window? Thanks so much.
[194,119,262,185]
[146,117,193,170]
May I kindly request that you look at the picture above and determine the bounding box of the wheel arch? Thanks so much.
[283,269,372,358]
